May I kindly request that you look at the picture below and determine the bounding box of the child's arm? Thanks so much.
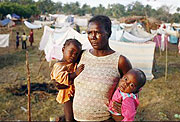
[68,64,84,85]
[121,97,137,121]
[50,62,70,86]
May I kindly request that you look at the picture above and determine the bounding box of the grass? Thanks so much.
[0,24,180,121]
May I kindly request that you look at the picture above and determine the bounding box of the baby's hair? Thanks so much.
[63,38,82,49]
[88,15,112,38]
[133,68,146,93]
[17,32,19,34]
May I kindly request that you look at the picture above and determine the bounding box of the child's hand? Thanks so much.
[75,64,84,76]
[112,101,122,113]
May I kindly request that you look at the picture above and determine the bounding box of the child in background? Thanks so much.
[21,32,27,49]
[29,29,34,46]
[109,68,146,122]
[51,38,84,121]
[16,32,20,49]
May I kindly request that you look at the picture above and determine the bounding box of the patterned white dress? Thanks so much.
[73,50,121,121]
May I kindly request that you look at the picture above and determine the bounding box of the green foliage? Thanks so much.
[0,2,40,18]
[0,0,180,23]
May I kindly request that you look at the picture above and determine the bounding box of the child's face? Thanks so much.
[87,22,109,50]
[62,43,81,63]
[118,70,139,93]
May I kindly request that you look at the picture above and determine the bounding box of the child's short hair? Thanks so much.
[88,15,112,38]
[133,68,146,93]
[63,38,82,49]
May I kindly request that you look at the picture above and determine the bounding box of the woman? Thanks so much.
[73,15,132,121]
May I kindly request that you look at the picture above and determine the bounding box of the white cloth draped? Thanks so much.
[24,21,42,29]
[0,34,9,47]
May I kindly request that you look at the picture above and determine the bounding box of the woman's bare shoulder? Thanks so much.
[118,55,132,75]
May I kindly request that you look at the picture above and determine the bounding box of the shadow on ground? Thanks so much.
[6,82,58,96]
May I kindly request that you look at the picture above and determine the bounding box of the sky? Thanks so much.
[52,0,180,14]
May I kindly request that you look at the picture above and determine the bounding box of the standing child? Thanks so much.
[16,32,20,49]
[21,32,27,49]
[50,39,84,121]
[108,68,146,122]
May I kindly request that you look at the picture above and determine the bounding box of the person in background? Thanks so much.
[109,68,146,122]
[51,39,84,122]
[21,32,27,49]
[29,29,34,46]
[16,32,20,49]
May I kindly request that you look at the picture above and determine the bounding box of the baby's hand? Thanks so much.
[75,64,84,76]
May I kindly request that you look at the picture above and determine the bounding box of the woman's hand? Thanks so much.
[112,101,122,114]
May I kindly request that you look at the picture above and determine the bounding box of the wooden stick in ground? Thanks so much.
[165,41,168,82]
[37,58,46,75]
[26,51,31,122]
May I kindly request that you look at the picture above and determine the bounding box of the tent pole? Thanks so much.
[26,51,31,122]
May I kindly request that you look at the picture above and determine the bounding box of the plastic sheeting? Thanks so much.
[0,19,11,26]
[24,21,42,29]
[110,40,155,80]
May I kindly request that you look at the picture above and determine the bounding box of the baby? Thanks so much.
[109,68,146,121]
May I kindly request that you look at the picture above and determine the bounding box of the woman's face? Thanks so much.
[87,22,109,50]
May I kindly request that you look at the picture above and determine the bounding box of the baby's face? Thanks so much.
[118,70,138,93]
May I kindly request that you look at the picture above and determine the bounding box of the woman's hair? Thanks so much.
[63,38,82,49]
[88,15,112,38]
[133,68,146,93]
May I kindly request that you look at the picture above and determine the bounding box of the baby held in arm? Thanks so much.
[109,68,146,122]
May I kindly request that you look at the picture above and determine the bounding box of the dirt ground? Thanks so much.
[0,25,180,121]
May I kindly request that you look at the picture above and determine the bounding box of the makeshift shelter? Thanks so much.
[39,26,91,62]
[169,27,179,44]
[24,21,42,29]
[12,13,20,20]
[109,24,123,41]
[74,18,88,27]
[0,19,15,27]
[40,25,156,80]
[120,23,156,43]
[0,34,9,47]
